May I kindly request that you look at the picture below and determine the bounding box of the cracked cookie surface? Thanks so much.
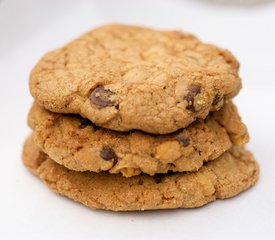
[22,136,259,211]
[30,24,241,134]
[28,101,248,177]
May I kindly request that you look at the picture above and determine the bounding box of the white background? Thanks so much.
[0,0,275,239]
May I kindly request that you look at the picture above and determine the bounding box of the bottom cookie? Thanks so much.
[22,136,259,211]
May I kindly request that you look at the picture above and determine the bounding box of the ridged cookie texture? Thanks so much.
[28,101,248,177]
[22,136,259,211]
[30,24,241,134]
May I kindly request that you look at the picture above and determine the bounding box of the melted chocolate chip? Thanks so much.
[186,105,196,113]
[90,86,115,107]
[78,118,91,129]
[183,84,201,112]
[189,84,201,95]
[212,95,222,106]
[176,134,190,147]
[183,94,194,103]
[100,146,118,161]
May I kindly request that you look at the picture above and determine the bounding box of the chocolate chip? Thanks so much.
[176,134,190,147]
[212,95,222,106]
[78,118,91,129]
[183,84,201,112]
[186,105,196,113]
[100,146,118,161]
[183,94,194,103]
[90,86,115,107]
[188,84,201,95]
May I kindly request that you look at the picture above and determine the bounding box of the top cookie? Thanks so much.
[30,24,241,134]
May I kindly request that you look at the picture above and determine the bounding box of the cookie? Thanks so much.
[30,24,241,134]
[22,136,259,211]
[28,101,248,177]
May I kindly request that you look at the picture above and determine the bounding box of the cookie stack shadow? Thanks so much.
[22,24,259,211]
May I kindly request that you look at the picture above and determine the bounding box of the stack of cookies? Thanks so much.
[22,24,259,211]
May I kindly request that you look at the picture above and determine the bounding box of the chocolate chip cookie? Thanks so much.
[28,101,248,177]
[22,136,259,211]
[30,24,241,134]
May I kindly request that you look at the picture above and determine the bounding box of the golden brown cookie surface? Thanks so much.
[28,101,248,177]
[30,24,241,134]
[22,136,259,211]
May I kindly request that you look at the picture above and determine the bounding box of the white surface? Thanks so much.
[0,0,275,239]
